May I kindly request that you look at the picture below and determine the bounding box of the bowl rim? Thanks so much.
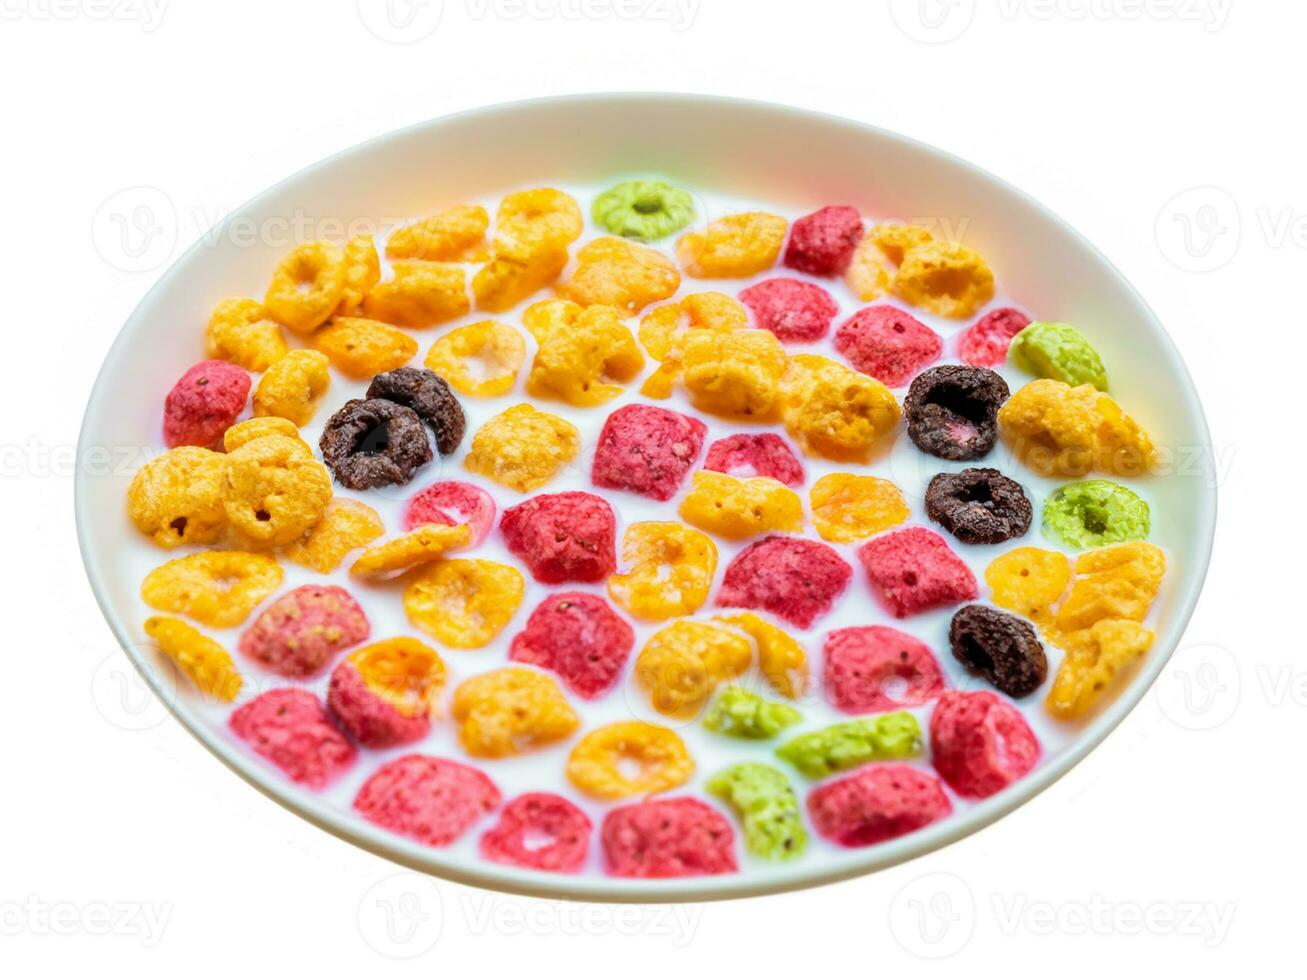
[75,91,1218,903]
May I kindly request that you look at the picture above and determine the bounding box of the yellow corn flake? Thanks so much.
[892,239,995,320]
[560,236,681,314]
[566,721,694,799]
[386,205,490,262]
[403,558,525,648]
[781,354,901,462]
[424,320,525,398]
[678,471,803,540]
[313,317,417,379]
[608,522,718,621]
[283,498,385,573]
[252,349,331,426]
[845,224,936,301]
[1054,542,1166,634]
[810,473,909,543]
[336,235,381,316]
[1046,619,1155,720]
[716,612,809,700]
[362,261,470,328]
[999,379,1157,478]
[1093,392,1159,477]
[127,447,228,548]
[264,241,348,334]
[464,403,580,492]
[204,299,287,372]
[635,619,753,719]
[523,300,645,407]
[140,550,283,629]
[678,328,788,420]
[638,291,747,361]
[222,416,305,453]
[143,615,243,702]
[222,434,331,547]
[494,188,583,257]
[676,211,787,278]
[451,667,580,758]
[346,637,446,717]
[985,546,1073,627]
[472,247,569,313]
[350,523,471,578]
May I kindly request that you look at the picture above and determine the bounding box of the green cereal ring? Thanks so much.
[593,180,695,241]
[1043,479,1150,549]
[703,685,802,740]
[707,762,808,861]
[776,712,921,779]
[1009,321,1109,390]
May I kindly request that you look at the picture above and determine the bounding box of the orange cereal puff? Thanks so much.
[336,235,381,316]
[984,546,1073,627]
[264,241,348,334]
[252,349,331,426]
[637,291,747,361]
[1046,619,1155,720]
[892,239,995,319]
[362,261,470,328]
[472,247,569,313]
[328,637,446,748]
[566,721,694,799]
[998,379,1157,478]
[608,522,718,621]
[222,434,332,547]
[676,328,788,420]
[141,551,283,629]
[676,211,787,278]
[386,205,490,262]
[127,446,228,549]
[350,523,471,578]
[678,471,803,540]
[780,354,901,462]
[494,188,584,256]
[810,473,909,543]
[523,300,645,406]
[283,498,384,573]
[450,667,580,758]
[222,416,306,453]
[204,298,287,372]
[634,619,753,719]
[313,317,418,379]
[143,615,242,702]
[560,237,680,314]
[403,558,525,648]
[464,403,580,493]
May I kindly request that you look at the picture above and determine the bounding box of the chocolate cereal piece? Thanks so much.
[320,398,433,490]
[925,467,1032,545]
[904,364,1009,460]
[366,367,466,456]
[948,604,1047,698]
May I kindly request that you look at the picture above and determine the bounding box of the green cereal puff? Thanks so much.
[593,179,695,241]
[1009,321,1109,390]
[704,686,803,740]
[707,762,808,861]
[1043,479,1150,550]
[776,712,922,779]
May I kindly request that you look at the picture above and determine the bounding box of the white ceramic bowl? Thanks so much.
[76,94,1216,901]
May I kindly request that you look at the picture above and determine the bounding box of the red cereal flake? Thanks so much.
[857,527,978,618]
[823,626,947,713]
[957,307,1032,368]
[703,433,805,487]
[738,278,839,343]
[481,792,592,873]
[163,359,251,448]
[718,535,852,629]
[602,797,737,878]
[834,305,942,387]
[808,764,952,847]
[237,585,370,679]
[500,492,617,584]
[509,591,634,699]
[930,690,1040,798]
[354,754,501,846]
[783,205,864,277]
[591,403,707,502]
[229,688,355,789]
[403,480,496,545]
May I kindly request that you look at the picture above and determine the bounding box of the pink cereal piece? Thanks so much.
[591,403,707,502]
[808,764,952,847]
[783,205,864,277]
[481,792,592,873]
[738,278,839,343]
[703,432,805,487]
[238,584,370,679]
[354,754,501,846]
[718,535,852,629]
[930,690,1040,799]
[823,625,947,713]
[327,659,430,749]
[857,527,978,618]
[601,797,737,878]
[509,591,635,699]
[163,359,251,448]
[834,305,942,387]
[403,480,497,545]
[957,307,1032,367]
[229,688,356,789]
[500,491,617,584]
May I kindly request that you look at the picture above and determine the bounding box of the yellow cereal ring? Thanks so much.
[336,235,381,316]
[635,619,753,719]
[423,320,526,398]
[222,434,332,547]
[566,721,694,799]
[386,205,490,262]
[252,349,331,426]
[781,354,901,462]
[450,667,580,758]
[716,612,809,700]
[264,241,348,334]
[362,261,470,329]
[809,473,909,543]
[560,236,681,315]
[350,524,471,578]
[464,403,580,493]
[403,558,525,648]
[313,317,417,379]
[283,498,385,573]
[638,292,747,361]
[678,471,803,539]
[867,222,934,265]
[140,551,282,629]
[892,239,995,320]
[985,546,1073,627]
[608,522,718,621]
[676,211,787,278]
[127,446,227,548]
[143,615,243,702]
[204,298,287,372]
[494,188,583,256]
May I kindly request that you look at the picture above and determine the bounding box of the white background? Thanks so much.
[0,0,1294,973]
